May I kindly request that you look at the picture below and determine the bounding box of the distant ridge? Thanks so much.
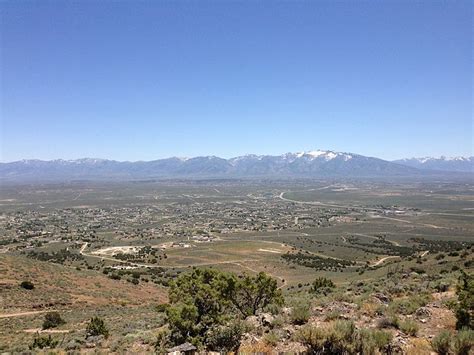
[2,150,471,182]
[393,156,473,172]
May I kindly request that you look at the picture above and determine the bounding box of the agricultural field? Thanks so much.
[0,179,473,352]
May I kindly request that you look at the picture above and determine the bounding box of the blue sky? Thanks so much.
[1,1,472,162]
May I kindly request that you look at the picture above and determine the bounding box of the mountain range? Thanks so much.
[0,151,472,182]
[393,156,473,172]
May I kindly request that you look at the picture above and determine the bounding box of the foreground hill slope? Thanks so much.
[0,255,167,352]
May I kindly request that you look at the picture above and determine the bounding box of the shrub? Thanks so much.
[455,271,473,330]
[296,321,391,354]
[434,282,450,293]
[263,330,280,346]
[86,317,109,338]
[376,315,399,329]
[296,324,329,353]
[29,334,58,349]
[329,320,360,354]
[359,328,392,354]
[325,310,342,321]
[399,319,419,336]
[155,303,170,313]
[20,281,34,290]
[389,294,431,315]
[155,327,171,354]
[311,277,336,295]
[42,312,65,329]
[452,329,474,355]
[290,300,310,325]
[205,320,245,352]
[436,253,446,260]
[431,330,451,354]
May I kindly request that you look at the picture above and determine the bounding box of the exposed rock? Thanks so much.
[260,312,275,327]
[281,307,292,316]
[167,342,196,354]
[245,315,260,329]
[372,292,391,304]
[65,338,84,350]
[245,313,275,328]
[274,341,307,353]
[85,335,104,347]
[325,301,358,314]
[415,307,432,319]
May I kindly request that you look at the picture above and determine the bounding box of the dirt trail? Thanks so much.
[371,255,400,267]
[374,215,448,230]
[0,310,49,319]
[24,328,70,334]
[278,192,350,209]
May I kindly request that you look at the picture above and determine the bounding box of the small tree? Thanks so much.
[42,312,65,329]
[222,272,284,317]
[20,281,34,290]
[86,316,109,338]
[166,268,283,347]
[29,334,58,349]
[310,277,335,295]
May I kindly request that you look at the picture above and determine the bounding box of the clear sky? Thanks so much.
[1,0,472,162]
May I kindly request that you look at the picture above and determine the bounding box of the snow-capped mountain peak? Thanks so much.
[291,150,353,161]
[394,156,473,172]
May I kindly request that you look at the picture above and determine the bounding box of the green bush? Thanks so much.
[389,294,431,315]
[359,328,393,354]
[324,310,342,321]
[436,253,446,260]
[452,329,474,355]
[20,280,34,290]
[155,303,170,313]
[42,312,65,329]
[205,320,246,352]
[431,330,451,354]
[29,334,58,349]
[399,319,419,336]
[376,315,399,329]
[296,324,329,353]
[434,282,450,293]
[311,277,336,295]
[86,316,109,338]
[455,271,473,330]
[296,321,391,354]
[155,327,172,354]
[263,330,280,346]
[290,300,310,325]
